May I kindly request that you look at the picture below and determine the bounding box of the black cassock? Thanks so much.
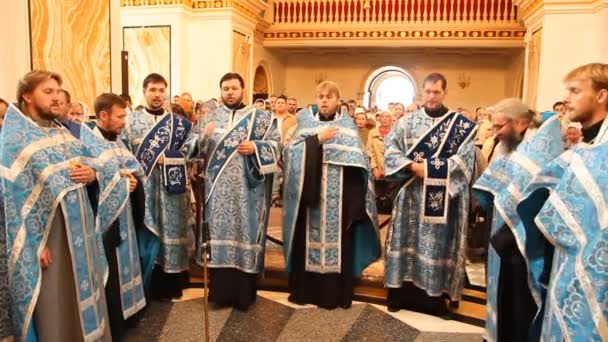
[288,135,368,309]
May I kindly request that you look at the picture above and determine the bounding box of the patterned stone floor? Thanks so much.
[124,293,483,342]
[124,208,488,341]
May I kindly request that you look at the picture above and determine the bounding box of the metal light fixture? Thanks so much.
[458,73,471,89]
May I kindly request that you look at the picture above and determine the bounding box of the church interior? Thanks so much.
[1,0,607,341]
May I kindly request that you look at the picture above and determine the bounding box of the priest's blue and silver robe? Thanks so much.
[82,123,147,319]
[121,109,195,280]
[0,105,129,341]
[473,116,563,342]
[522,141,608,341]
[515,119,608,342]
[0,189,11,339]
[282,109,381,277]
[384,109,476,300]
[199,105,279,273]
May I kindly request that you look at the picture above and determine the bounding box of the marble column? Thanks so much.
[120,4,264,103]
[29,0,116,111]
[518,0,608,111]
[0,1,31,101]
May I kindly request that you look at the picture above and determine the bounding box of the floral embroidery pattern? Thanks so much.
[137,122,170,174]
[223,126,249,148]
[253,114,271,138]
[446,118,474,155]
[424,121,449,151]
[413,151,425,162]
[562,281,586,323]
[430,158,445,170]
[428,191,445,211]
[260,145,274,161]
[168,167,183,186]
[588,240,608,274]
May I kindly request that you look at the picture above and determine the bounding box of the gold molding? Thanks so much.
[120,0,192,6]
[192,0,230,9]
[263,29,527,40]
[514,0,602,21]
[121,0,266,22]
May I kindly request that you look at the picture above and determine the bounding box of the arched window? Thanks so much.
[363,66,417,110]
[253,64,271,101]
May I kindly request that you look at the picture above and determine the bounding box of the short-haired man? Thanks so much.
[287,97,298,115]
[121,73,197,300]
[514,63,608,341]
[197,72,280,310]
[282,80,381,309]
[270,95,297,203]
[552,101,565,116]
[57,89,82,137]
[180,92,194,119]
[88,93,147,340]
[120,93,133,113]
[269,94,278,113]
[384,73,477,316]
[69,101,86,123]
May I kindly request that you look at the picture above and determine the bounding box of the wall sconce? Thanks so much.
[315,72,327,85]
[457,73,471,89]
[362,0,371,10]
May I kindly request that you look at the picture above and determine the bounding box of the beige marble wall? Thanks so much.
[281,49,523,111]
[30,0,111,111]
[233,31,251,103]
[123,26,171,108]
[253,43,287,97]
[525,29,542,110]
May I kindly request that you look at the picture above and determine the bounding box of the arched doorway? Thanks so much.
[363,66,417,110]
[253,64,271,101]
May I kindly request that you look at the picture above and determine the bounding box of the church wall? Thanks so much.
[534,8,606,111]
[282,50,522,112]
[252,45,287,98]
[29,0,113,110]
[120,9,235,104]
[123,26,172,108]
[0,1,31,101]
[599,6,608,62]
[505,49,525,100]
[120,8,190,103]
[185,17,232,102]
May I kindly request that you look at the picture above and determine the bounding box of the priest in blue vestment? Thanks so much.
[197,73,280,310]
[121,73,195,300]
[473,98,563,342]
[84,93,148,340]
[1,71,130,341]
[516,63,608,342]
[384,73,477,316]
[282,81,381,309]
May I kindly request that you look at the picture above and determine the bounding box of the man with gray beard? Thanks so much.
[473,98,562,342]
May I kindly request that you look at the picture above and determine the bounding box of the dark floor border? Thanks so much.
[461,294,486,305]
[465,283,487,292]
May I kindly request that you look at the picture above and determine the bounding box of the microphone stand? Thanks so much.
[193,158,210,342]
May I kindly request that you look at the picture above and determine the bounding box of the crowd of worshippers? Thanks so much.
[0,62,606,342]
